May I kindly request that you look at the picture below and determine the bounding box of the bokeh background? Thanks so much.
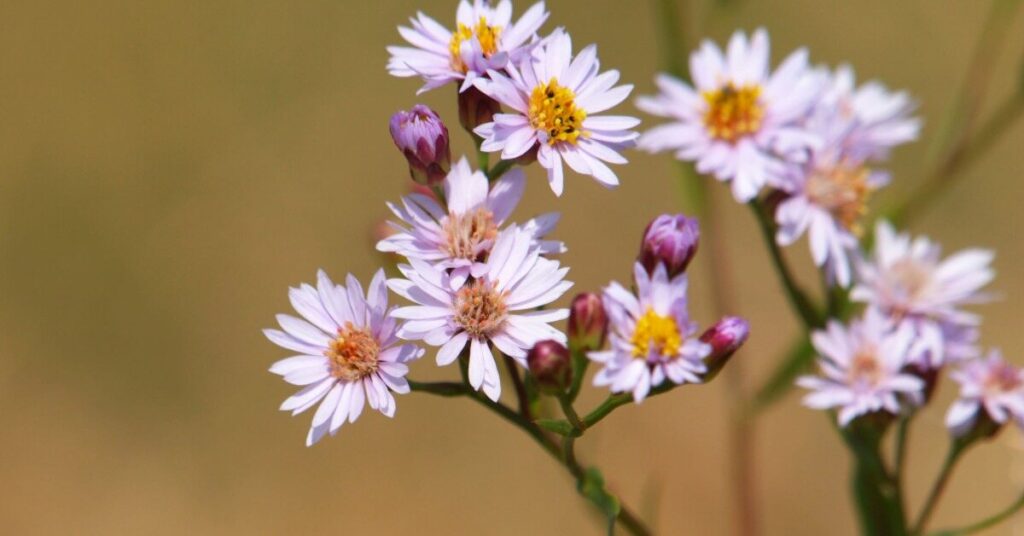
[1,0,1023,534]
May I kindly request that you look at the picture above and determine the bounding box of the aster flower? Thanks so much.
[588,262,711,403]
[946,350,1024,437]
[473,28,641,196]
[851,221,995,367]
[388,226,572,401]
[774,110,890,287]
[797,309,924,427]
[376,157,564,287]
[265,270,424,446]
[816,64,921,161]
[636,28,823,202]
[387,0,549,93]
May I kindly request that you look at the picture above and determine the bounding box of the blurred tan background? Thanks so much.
[1,0,1022,534]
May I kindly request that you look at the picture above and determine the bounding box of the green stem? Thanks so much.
[568,347,590,403]
[486,159,515,181]
[749,200,824,330]
[503,354,533,421]
[416,357,652,536]
[558,392,586,433]
[913,443,968,534]
[749,337,814,412]
[894,415,914,522]
[929,490,1024,535]
[475,142,490,172]
[841,421,908,535]
[583,384,676,429]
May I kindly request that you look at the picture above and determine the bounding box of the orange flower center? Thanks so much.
[325,323,380,382]
[454,279,508,338]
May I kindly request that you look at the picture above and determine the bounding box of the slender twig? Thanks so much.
[558,393,586,433]
[892,92,1024,225]
[913,443,968,534]
[748,200,824,330]
[929,490,1024,536]
[503,354,533,421]
[568,348,590,403]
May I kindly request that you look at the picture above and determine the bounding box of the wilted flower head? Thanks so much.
[638,213,700,278]
[528,339,572,393]
[377,157,564,287]
[589,262,711,402]
[568,292,607,352]
[798,308,924,427]
[636,28,823,202]
[474,28,640,196]
[852,221,994,367]
[265,270,424,446]
[946,350,1024,438]
[388,226,572,401]
[390,105,452,185]
[387,0,549,93]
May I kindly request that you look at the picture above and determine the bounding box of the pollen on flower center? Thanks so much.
[455,279,508,338]
[449,17,502,72]
[631,308,682,358]
[702,83,764,143]
[325,323,380,382]
[529,78,587,146]
[889,258,934,305]
[806,163,872,234]
[442,207,498,260]
[848,351,883,387]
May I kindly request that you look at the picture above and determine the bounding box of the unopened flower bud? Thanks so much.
[568,292,607,352]
[700,316,750,381]
[638,214,700,278]
[458,86,501,133]
[389,105,451,185]
[527,340,572,393]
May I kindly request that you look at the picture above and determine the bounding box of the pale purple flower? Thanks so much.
[376,157,564,287]
[797,308,924,427]
[852,221,994,367]
[473,28,640,196]
[265,270,424,446]
[817,64,921,161]
[589,262,711,403]
[388,226,572,401]
[636,28,823,202]
[774,110,890,287]
[946,350,1024,437]
[387,0,549,93]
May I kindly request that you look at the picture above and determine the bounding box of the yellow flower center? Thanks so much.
[805,163,873,235]
[325,323,380,382]
[631,309,682,358]
[455,279,508,338]
[449,17,502,73]
[442,207,498,261]
[702,83,764,143]
[529,78,587,146]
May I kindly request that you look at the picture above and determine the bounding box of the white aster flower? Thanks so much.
[589,262,711,403]
[265,270,424,446]
[388,226,572,401]
[852,221,995,367]
[376,157,564,287]
[387,0,549,93]
[797,308,925,427]
[473,28,640,196]
[817,64,921,162]
[636,28,823,202]
[774,108,890,287]
[947,350,1024,437]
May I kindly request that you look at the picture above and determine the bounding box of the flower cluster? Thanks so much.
[637,29,920,286]
[265,1,743,448]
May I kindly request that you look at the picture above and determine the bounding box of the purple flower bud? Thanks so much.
[568,292,607,352]
[389,105,451,185]
[638,214,700,278]
[527,340,572,393]
[458,86,501,133]
[700,316,749,381]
